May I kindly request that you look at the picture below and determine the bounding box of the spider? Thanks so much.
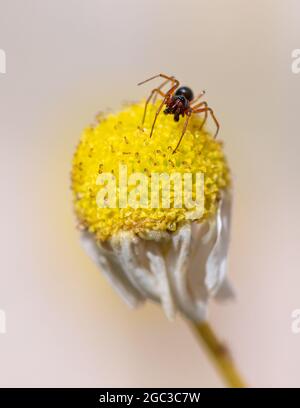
[138,73,220,154]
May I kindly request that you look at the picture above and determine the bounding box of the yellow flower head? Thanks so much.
[71,101,230,241]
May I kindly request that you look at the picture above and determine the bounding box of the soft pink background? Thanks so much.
[0,0,300,387]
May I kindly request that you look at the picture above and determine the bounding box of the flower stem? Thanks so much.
[190,321,246,388]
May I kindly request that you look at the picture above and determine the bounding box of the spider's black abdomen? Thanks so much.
[175,86,194,101]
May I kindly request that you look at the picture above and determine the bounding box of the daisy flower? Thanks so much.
[71,100,245,387]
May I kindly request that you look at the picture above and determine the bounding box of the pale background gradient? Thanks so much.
[0,0,300,387]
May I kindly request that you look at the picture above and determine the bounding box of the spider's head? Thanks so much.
[164,86,194,121]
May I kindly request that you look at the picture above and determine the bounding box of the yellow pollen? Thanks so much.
[71,101,231,241]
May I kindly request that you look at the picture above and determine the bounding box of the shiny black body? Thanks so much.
[164,86,194,122]
[175,86,194,101]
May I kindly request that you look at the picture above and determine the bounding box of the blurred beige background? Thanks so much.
[0,0,300,387]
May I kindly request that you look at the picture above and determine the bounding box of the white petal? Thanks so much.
[80,231,144,308]
[205,192,232,295]
[79,191,233,322]
[146,244,176,320]
[215,277,235,301]
[166,224,207,321]
[116,233,159,300]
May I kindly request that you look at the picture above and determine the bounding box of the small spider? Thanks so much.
[138,73,220,153]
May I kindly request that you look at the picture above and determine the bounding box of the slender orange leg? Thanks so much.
[193,106,220,138]
[153,77,174,104]
[141,88,166,126]
[149,81,180,138]
[138,74,180,137]
[172,112,192,154]
[192,101,208,130]
[200,110,208,131]
[190,90,206,105]
[138,73,179,89]
[149,97,167,138]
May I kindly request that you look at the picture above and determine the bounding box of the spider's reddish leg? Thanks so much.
[152,77,174,104]
[200,110,208,131]
[172,112,192,154]
[138,74,179,130]
[193,106,220,138]
[137,73,178,87]
[190,90,206,105]
[141,88,166,126]
[149,80,179,138]
[192,101,208,131]
[149,97,167,138]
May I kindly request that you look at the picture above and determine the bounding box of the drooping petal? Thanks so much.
[80,231,145,308]
[80,192,233,322]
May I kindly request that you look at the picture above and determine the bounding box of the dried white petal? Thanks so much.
[80,232,145,308]
[81,192,233,322]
